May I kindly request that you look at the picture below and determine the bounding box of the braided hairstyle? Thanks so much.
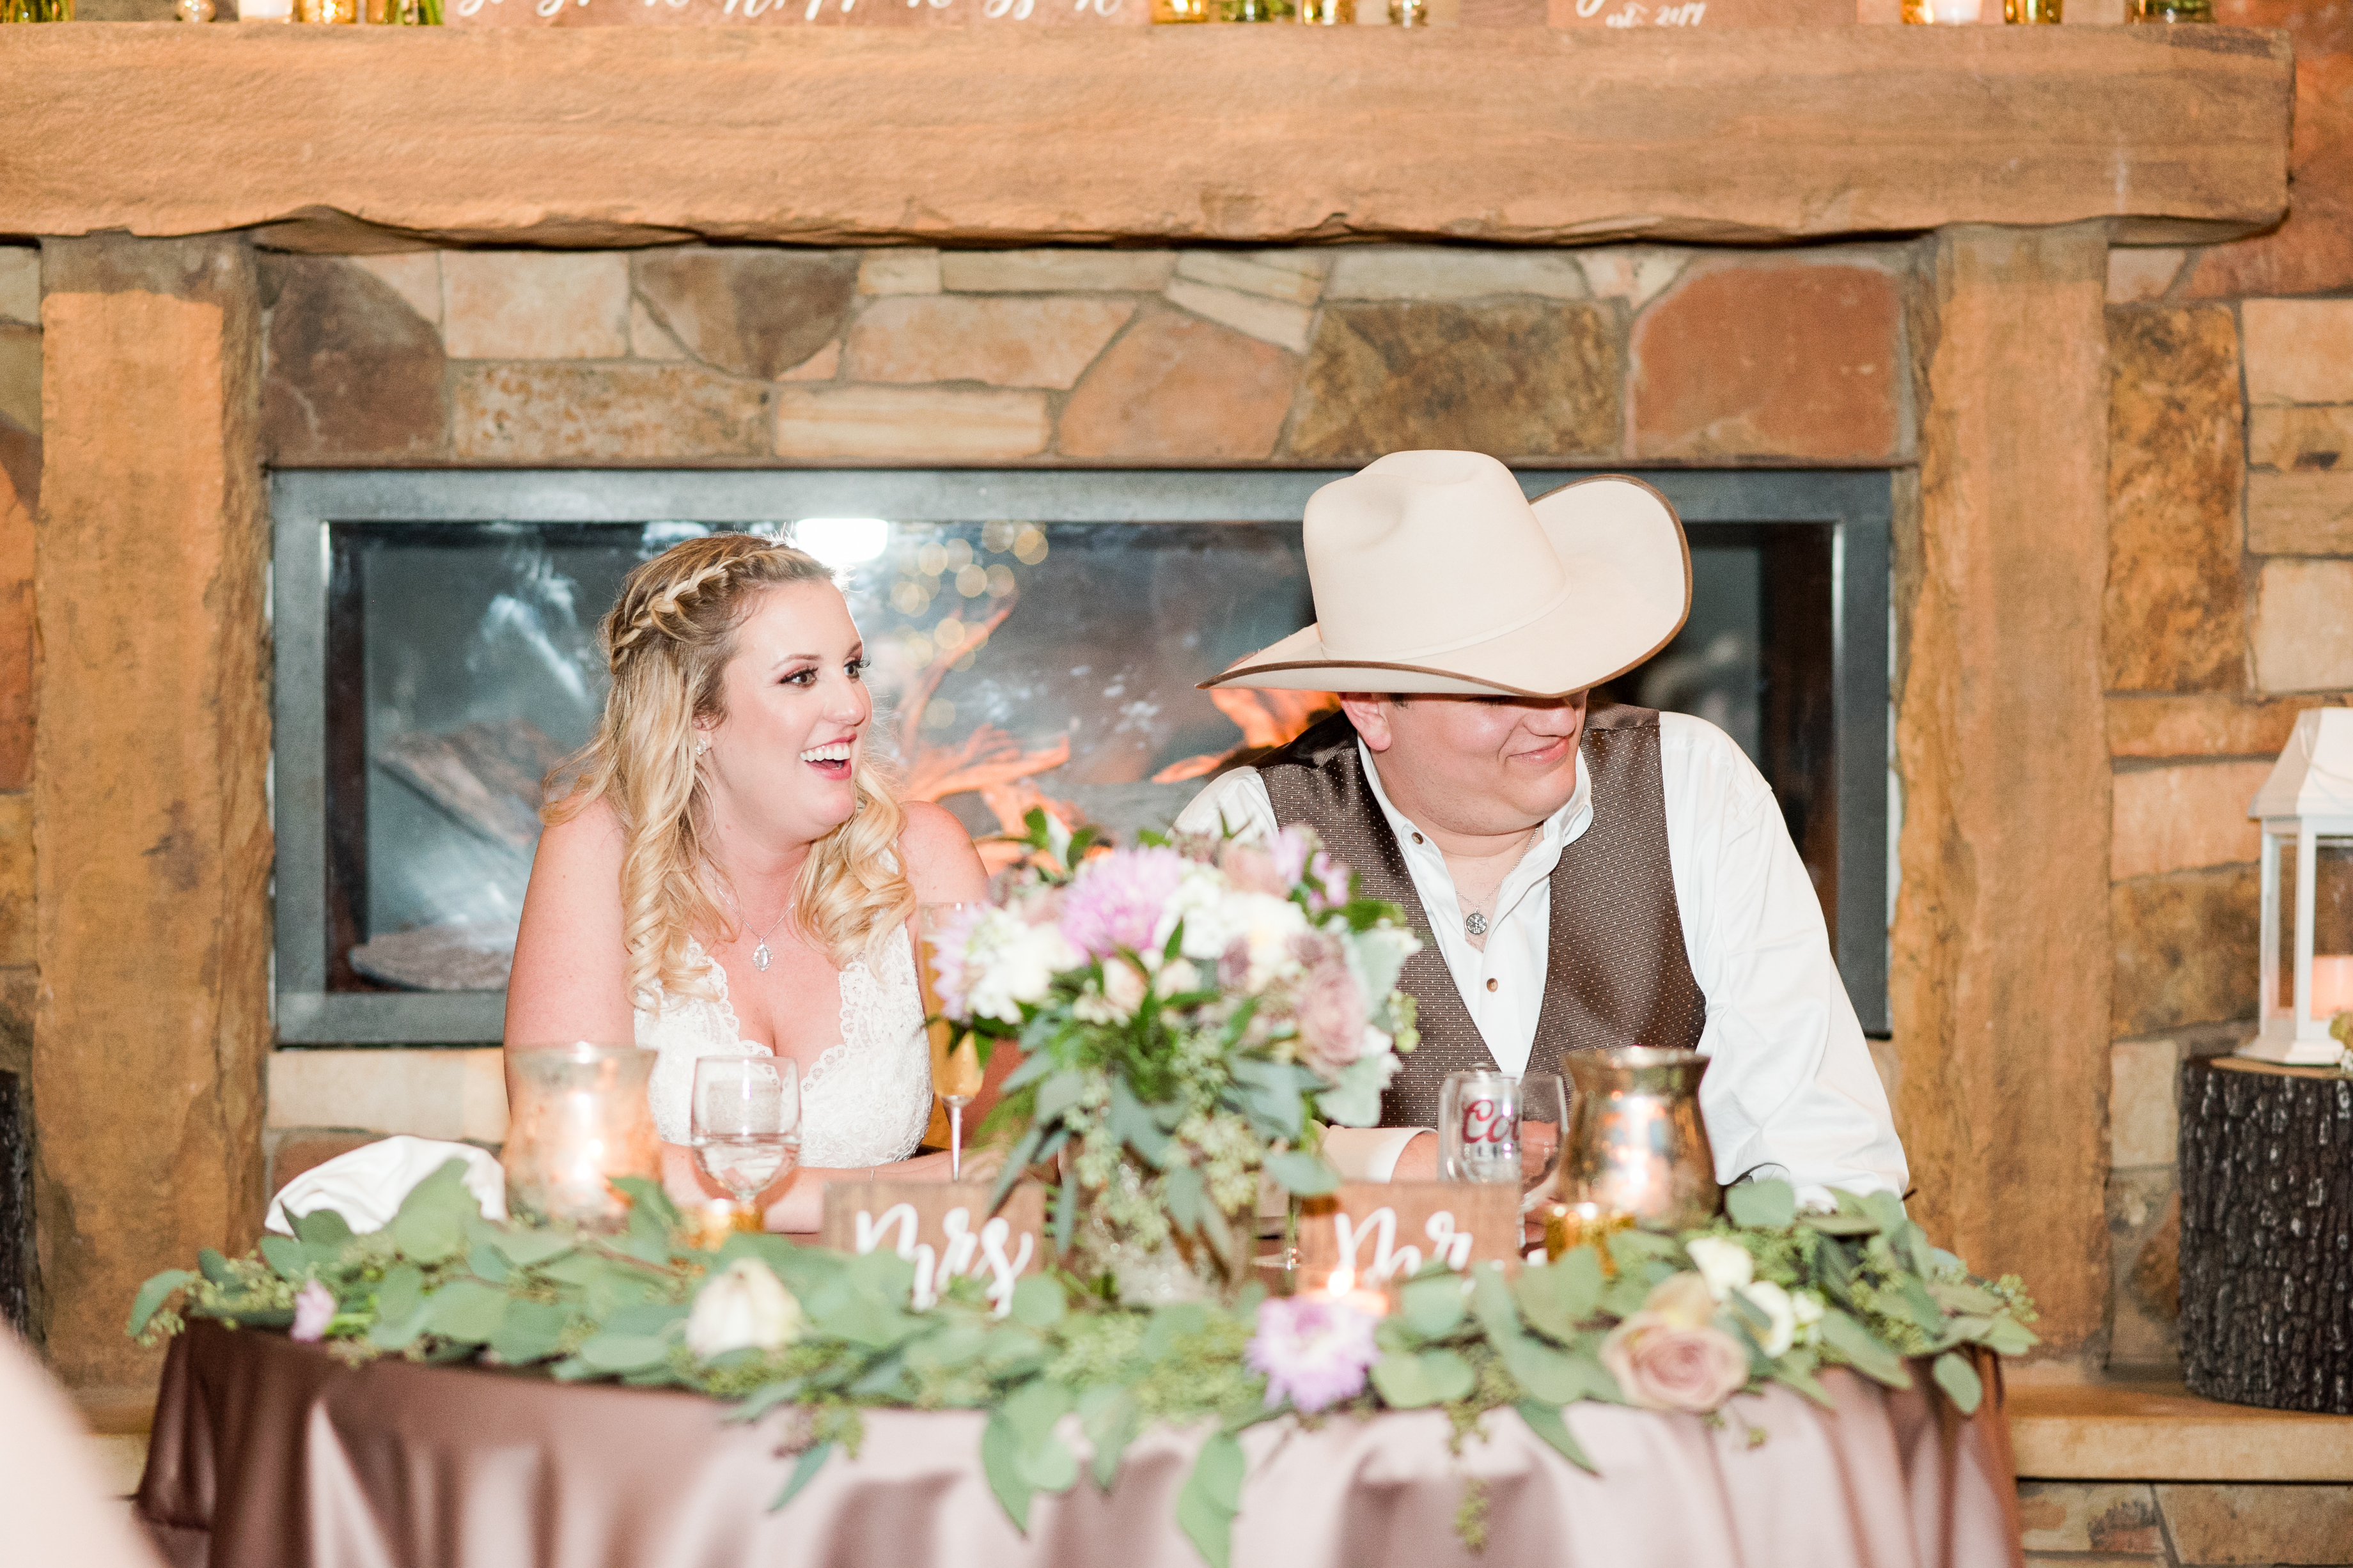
[546,533,914,1011]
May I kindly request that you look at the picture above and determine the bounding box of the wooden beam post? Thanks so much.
[33,236,269,1389]
[1893,222,2113,1355]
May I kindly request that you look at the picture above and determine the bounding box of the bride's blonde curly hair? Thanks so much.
[546,533,914,1009]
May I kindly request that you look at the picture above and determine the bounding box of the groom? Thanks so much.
[1174,451,1905,1202]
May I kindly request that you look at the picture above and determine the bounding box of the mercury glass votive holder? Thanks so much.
[1297,0,1354,20]
[2129,0,2212,19]
[1900,0,1982,20]
[1150,0,1214,19]
[503,1043,662,1234]
[2003,0,2060,20]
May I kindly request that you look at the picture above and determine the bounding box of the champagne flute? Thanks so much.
[918,902,987,1182]
[691,1055,801,1228]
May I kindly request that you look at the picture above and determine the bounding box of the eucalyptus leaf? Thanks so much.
[1502,1336,1619,1406]
[1108,1077,1175,1167]
[904,1322,993,1374]
[1932,1350,1984,1413]
[1080,1386,1141,1492]
[1799,1211,1881,1238]
[1174,1432,1246,1568]
[1398,1273,1468,1339]
[198,1248,240,1287]
[1514,1399,1597,1474]
[423,1278,509,1344]
[1515,1250,1603,1342]
[981,1412,1036,1533]
[611,1175,680,1235]
[1033,1071,1088,1128]
[1818,1309,1912,1388]
[486,1300,570,1366]
[368,1264,430,1350]
[1978,1316,2040,1356]
[576,1331,673,1373]
[467,1244,514,1285]
[772,1441,834,1510]
[1724,1179,1798,1230]
[1163,1165,1206,1230]
[1262,1150,1338,1198]
[1313,1053,1390,1128]
[1370,1347,1474,1408]
[387,1162,473,1266]
[1226,1056,1306,1140]
[126,1270,198,1338]
[290,1207,355,1250]
[1929,1278,2003,1316]
[1467,1263,1522,1346]
[1142,1302,1211,1361]
[1010,1274,1067,1331]
[258,1234,309,1283]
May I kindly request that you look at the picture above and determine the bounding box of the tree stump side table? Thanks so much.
[2178,1056,2352,1414]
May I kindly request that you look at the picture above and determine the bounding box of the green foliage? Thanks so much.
[129,1168,2038,1568]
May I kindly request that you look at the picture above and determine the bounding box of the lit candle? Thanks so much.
[2311,955,2353,1020]
[1927,0,1982,18]
[1318,1266,1391,1318]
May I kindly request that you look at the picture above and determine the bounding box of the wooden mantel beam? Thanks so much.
[0,25,2292,252]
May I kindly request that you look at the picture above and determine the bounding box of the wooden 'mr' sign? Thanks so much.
[819,1181,1047,1316]
[1296,1182,1523,1285]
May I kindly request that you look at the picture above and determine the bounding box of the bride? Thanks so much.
[505,532,989,1231]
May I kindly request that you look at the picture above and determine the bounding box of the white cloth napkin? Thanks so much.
[265,1135,507,1236]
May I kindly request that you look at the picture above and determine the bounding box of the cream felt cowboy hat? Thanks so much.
[1200,450,1691,700]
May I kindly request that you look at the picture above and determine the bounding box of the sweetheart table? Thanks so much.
[134,1319,2024,1568]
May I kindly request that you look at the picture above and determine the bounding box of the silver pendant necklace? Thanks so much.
[746,901,790,972]
[1464,910,1489,939]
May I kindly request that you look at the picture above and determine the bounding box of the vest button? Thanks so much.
[1411,832,1424,844]
[1486,977,1499,991]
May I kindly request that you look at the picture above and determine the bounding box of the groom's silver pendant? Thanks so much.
[1464,912,1488,938]
[753,943,772,972]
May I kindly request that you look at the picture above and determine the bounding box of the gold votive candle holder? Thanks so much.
[1543,1201,1635,1275]
[1297,0,1353,20]
[2003,0,2060,19]
[2129,0,2212,18]
[293,0,359,20]
[1151,0,1214,19]
[1388,0,1428,21]
[684,1200,763,1250]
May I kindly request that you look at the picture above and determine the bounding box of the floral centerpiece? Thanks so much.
[131,1168,2037,1568]
[925,812,1422,1301]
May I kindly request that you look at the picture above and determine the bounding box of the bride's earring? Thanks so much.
[695,736,710,756]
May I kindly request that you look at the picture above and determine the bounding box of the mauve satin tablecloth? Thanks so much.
[136,1318,2023,1568]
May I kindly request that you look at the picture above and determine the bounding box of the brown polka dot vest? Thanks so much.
[1258,706,1707,1129]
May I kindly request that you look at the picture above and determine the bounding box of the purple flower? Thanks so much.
[1059,846,1187,958]
[1271,825,1317,888]
[1306,851,1353,912]
[290,1279,336,1343]
[923,901,992,1018]
[1246,1294,1380,1413]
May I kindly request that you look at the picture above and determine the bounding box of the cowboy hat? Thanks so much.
[1200,451,1691,700]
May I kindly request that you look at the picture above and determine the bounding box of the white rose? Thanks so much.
[1738,1279,1798,1358]
[964,910,1082,1024]
[1208,890,1311,990]
[1157,864,1234,961]
[1684,1236,1755,1301]
[1102,957,1147,1016]
[687,1259,806,1359]
[1153,958,1200,998]
[1791,1288,1825,1346]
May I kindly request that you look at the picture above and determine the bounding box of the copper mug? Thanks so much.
[1554,1046,1720,1232]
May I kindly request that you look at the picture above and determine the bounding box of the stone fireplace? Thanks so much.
[0,20,2318,1408]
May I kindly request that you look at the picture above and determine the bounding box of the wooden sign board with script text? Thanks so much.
[1296,1181,1522,1287]
[820,1181,1047,1314]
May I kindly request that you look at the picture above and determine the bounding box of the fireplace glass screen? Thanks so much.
[275,470,1890,1044]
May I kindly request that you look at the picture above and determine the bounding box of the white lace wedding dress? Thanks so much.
[637,926,933,1170]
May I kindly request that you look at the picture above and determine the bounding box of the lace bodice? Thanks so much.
[637,926,932,1170]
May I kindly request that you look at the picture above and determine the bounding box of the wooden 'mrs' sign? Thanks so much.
[1296,1181,1522,1285]
[819,1181,1046,1316]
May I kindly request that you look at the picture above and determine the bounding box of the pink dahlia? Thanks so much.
[1059,846,1187,958]
[1246,1294,1380,1413]
[922,901,992,1018]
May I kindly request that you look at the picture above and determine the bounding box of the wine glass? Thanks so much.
[918,903,987,1182]
[691,1055,801,1229]
[1515,1071,1568,1216]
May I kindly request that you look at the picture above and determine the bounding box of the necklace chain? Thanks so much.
[1455,825,1540,942]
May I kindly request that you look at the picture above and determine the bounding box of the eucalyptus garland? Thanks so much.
[132,1162,2035,1567]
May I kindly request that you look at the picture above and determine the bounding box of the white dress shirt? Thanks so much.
[1175,713,1907,1204]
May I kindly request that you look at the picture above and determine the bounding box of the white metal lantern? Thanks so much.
[2247,709,2353,1066]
